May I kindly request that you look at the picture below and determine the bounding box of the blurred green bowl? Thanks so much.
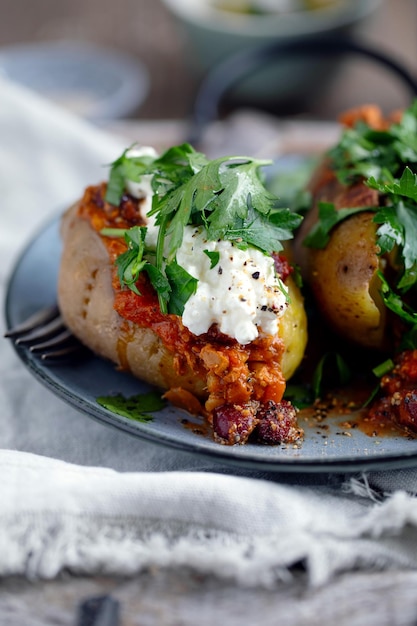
[162,0,382,104]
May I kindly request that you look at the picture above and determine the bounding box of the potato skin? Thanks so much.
[58,203,206,397]
[279,276,308,380]
[294,162,386,350]
[58,203,307,397]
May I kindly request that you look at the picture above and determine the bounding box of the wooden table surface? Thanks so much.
[1,1,417,624]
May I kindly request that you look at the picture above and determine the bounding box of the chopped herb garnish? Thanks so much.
[362,358,395,408]
[105,145,155,206]
[164,261,198,316]
[312,352,351,399]
[104,143,302,316]
[378,271,417,325]
[372,359,394,378]
[96,391,165,422]
[203,249,220,269]
[284,383,314,409]
[400,324,417,350]
[114,226,148,296]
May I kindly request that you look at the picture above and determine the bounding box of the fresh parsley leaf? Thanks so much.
[114,226,148,295]
[327,124,400,185]
[368,167,417,202]
[144,264,171,310]
[392,167,417,201]
[112,225,171,308]
[268,207,303,240]
[303,202,372,249]
[378,270,417,324]
[400,324,417,350]
[312,352,351,399]
[106,162,126,206]
[373,198,417,293]
[362,358,395,408]
[163,183,194,263]
[165,261,198,316]
[284,383,314,409]
[362,383,381,408]
[105,146,155,205]
[373,205,404,255]
[396,200,417,291]
[390,104,417,161]
[224,201,301,254]
[204,249,220,269]
[96,391,165,422]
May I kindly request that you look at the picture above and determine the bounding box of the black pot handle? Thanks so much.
[189,36,417,146]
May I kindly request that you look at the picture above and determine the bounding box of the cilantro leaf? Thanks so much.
[144,264,171,310]
[284,383,314,409]
[106,162,126,206]
[105,146,156,205]
[224,202,301,254]
[204,250,220,269]
[368,167,417,202]
[396,200,417,291]
[303,202,373,249]
[165,261,198,316]
[312,352,351,399]
[400,324,417,350]
[378,271,417,325]
[328,123,401,185]
[111,225,171,308]
[96,391,165,422]
[392,167,417,201]
[162,183,194,262]
[114,226,148,295]
[373,206,403,255]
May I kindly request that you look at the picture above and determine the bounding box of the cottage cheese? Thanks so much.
[176,227,288,344]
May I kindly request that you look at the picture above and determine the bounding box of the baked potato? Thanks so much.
[58,145,308,445]
[295,103,417,351]
[295,162,386,349]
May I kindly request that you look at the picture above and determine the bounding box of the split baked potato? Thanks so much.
[295,161,386,349]
[295,103,417,351]
[58,145,308,445]
[59,201,307,394]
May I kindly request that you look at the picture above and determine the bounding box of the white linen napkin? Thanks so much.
[1,75,417,587]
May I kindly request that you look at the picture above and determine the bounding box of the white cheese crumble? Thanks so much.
[125,147,288,345]
[176,227,288,344]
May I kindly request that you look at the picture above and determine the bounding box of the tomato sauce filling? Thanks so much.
[369,350,417,434]
[77,184,301,445]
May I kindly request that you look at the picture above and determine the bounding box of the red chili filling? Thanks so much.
[369,350,417,433]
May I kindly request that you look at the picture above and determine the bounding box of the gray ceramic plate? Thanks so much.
[5,215,417,473]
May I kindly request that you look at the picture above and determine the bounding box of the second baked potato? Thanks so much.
[295,103,417,351]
